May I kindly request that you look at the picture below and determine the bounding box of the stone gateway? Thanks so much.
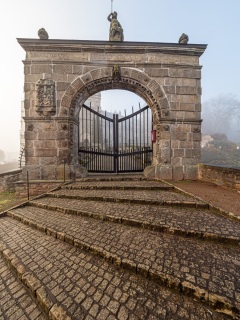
[18,38,207,180]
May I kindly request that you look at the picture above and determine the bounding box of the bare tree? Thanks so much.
[202,94,240,137]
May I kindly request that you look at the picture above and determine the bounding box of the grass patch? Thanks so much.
[0,200,10,206]
[0,192,27,212]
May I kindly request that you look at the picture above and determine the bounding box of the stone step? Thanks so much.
[66,180,174,190]
[6,205,240,318]
[0,216,228,320]
[48,188,208,209]
[30,197,240,245]
[79,174,148,182]
[0,249,47,320]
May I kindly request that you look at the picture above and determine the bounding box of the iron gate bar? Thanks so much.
[79,104,152,173]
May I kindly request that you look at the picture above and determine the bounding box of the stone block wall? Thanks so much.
[0,170,22,192]
[18,39,207,180]
[15,181,62,197]
[199,164,240,189]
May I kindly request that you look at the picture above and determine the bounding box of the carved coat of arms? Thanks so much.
[36,79,56,115]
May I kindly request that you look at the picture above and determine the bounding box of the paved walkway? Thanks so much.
[0,218,226,320]
[0,174,239,319]
[170,180,240,218]
[0,257,46,320]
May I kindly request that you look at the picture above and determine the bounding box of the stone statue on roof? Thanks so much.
[179,33,189,44]
[107,11,124,42]
[38,28,49,40]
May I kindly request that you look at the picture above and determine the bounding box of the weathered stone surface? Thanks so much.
[199,164,240,190]
[163,85,176,94]
[0,257,46,319]
[31,64,52,74]
[143,165,155,179]
[145,68,169,77]
[184,165,199,180]
[36,287,53,314]
[24,65,31,75]
[72,65,83,74]
[173,166,184,180]
[35,149,58,157]
[49,305,71,320]
[56,82,70,91]
[165,78,198,87]
[19,40,206,180]
[155,165,173,180]
[53,64,72,74]
[173,148,185,157]
[176,86,197,95]
[179,103,196,111]
[169,68,201,79]
[2,175,240,318]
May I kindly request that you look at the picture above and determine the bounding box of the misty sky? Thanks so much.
[0,0,239,153]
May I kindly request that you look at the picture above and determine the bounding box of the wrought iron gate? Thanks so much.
[78,104,152,173]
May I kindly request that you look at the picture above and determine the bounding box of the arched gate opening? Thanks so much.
[78,97,152,173]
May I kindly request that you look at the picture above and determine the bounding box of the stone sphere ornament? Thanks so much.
[179,33,189,44]
[38,28,49,40]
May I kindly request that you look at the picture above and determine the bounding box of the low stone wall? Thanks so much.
[199,164,240,190]
[15,181,64,197]
[0,170,22,192]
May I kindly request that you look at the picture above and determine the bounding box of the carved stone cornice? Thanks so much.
[22,60,203,70]
[17,39,207,57]
[159,118,203,124]
[24,116,79,124]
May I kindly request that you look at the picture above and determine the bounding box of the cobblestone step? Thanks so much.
[79,174,148,182]
[0,250,47,320]
[30,197,240,245]
[0,217,229,320]
[66,180,174,190]
[49,188,208,209]
[6,205,240,318]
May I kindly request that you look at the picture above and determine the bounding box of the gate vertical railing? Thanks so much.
[79,104,152,173]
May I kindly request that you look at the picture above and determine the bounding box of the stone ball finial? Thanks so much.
[179,33,189,44]
[38,28,49,40]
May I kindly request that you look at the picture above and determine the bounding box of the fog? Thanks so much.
[0,0,240,158]
[202,94,240,143]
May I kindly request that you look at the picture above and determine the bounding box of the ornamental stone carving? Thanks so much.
[107,12,124,42]
[112,65,121,80]
[38,28,49,40]
[193,126,201,133]
[36,79,56,115]
[179,33,189,44]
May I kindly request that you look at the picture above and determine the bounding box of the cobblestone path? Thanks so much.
[1,175,239,319]
[0,256,46,320]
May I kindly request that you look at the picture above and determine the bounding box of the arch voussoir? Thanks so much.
[60,67,169,120]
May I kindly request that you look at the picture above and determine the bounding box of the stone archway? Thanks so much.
[18,38,207,180]
[59,67,170,169]
[60,67,169,120]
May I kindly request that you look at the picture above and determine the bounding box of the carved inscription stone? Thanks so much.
[36,79,56,115]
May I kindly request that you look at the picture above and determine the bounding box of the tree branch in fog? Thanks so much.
[202,94,240,139]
